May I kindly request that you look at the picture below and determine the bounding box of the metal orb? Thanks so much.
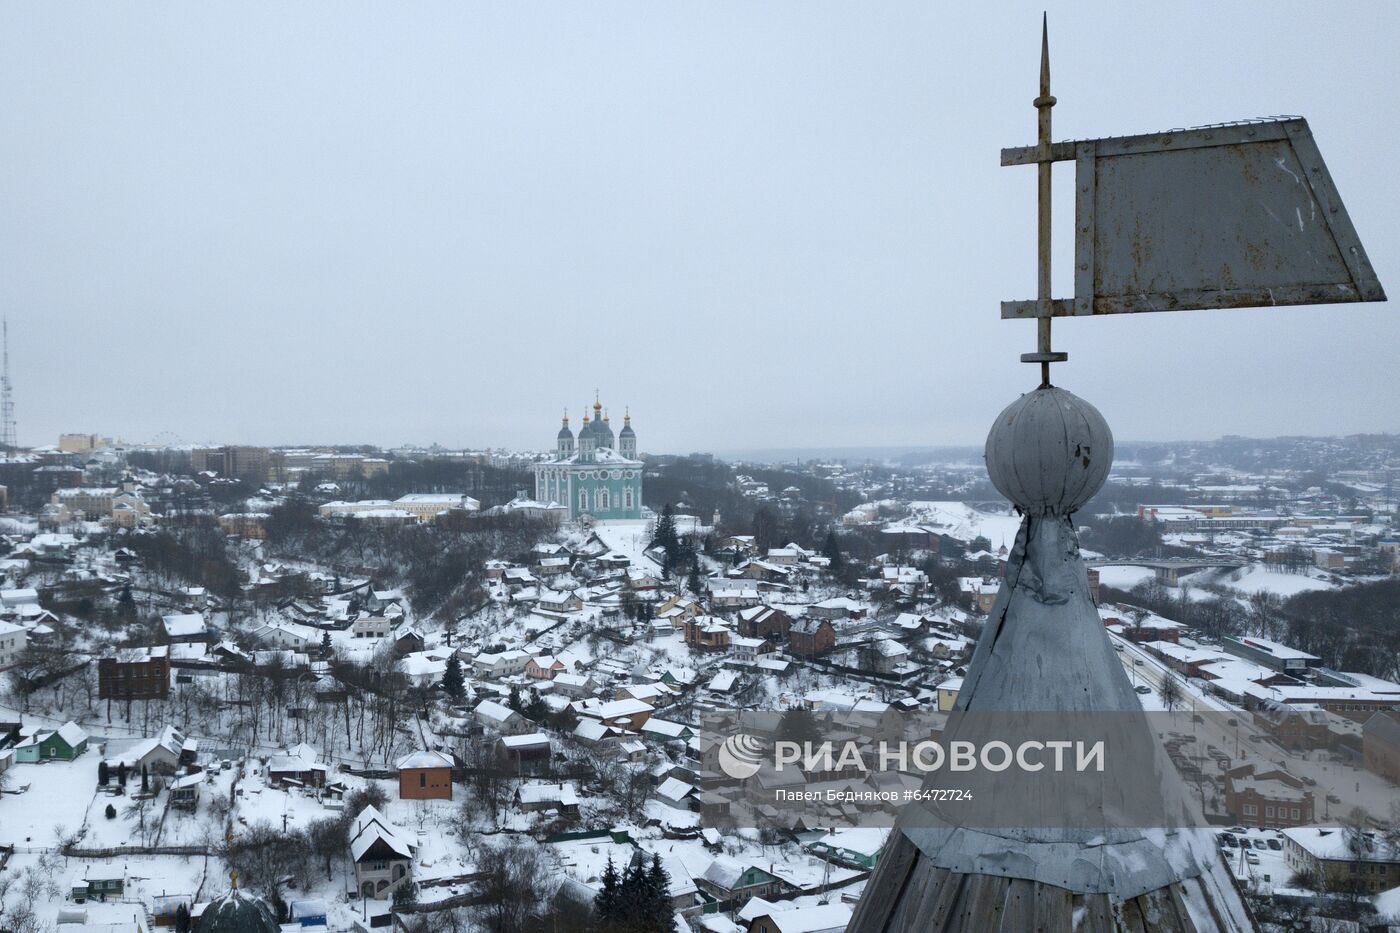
[984,386,1113,516]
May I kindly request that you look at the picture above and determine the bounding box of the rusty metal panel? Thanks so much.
[1073,142,1096,316]
[1075,117,1385,315]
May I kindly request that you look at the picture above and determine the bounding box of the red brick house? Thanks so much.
[789,619,836,658]
[98,647,171,701]
[736,605,793,642]
[396,750,454,800]
[1224,764,1314,828]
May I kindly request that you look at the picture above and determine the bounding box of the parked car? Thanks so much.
[1267,839,1282,851]
[1135,685,1152,695]
[1246,853,1260,866]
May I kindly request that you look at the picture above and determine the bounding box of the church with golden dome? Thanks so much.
[533,394,643,521]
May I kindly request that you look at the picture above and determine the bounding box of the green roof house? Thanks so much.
[13,721,88,763]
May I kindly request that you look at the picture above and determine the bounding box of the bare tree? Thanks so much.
[1157,673,1183,711]
[472,840,549,933]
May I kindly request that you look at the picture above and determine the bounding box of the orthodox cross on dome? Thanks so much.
[1003,15,1385,387]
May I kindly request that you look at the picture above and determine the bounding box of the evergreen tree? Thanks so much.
[98,760,109,786]
[174,903,190,933]
[320,631,332,655]
[596,856,620,922]
[777,706,823,748]
[116,585,137,622]
[618,860,645,927]
[507,684,522,713]
[524,689,549,723]
[441,653,465,701]
[653,504,678,556]
[646,854,677,932]
[823,529,844,573]
[687,561,704,597]
[392,880,418,908]
[141,764,149,793]
[117,763,128,787]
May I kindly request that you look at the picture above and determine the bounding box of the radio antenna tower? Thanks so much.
[1,319,15,449]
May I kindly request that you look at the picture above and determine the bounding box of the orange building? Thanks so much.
[396,750,454,800]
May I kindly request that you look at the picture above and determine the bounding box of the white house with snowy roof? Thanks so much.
[348,805,416,899]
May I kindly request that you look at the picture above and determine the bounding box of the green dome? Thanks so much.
[194,889,279,933]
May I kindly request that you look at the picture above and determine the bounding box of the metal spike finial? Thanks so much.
[1023,13,1066,386]
[1039,13,1050,99]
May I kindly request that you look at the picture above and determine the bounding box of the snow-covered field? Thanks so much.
[906,501,1022,548]
[1204,565,1332,597]
[1095,565,1157,591]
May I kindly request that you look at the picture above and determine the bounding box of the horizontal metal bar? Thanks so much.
[1000,142,1076,166]
[1020,352,1069,363]
[1080,119,1295,159]
[1088,283,1375,315]
[1001,299,1075,319]
[1002,282,1382,319]
[1002,119,1303,168]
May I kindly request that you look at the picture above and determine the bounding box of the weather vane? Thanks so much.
[850,16,1386,932]
[1003,14,1385,386]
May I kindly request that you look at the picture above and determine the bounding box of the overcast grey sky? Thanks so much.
[2,2,1396,454]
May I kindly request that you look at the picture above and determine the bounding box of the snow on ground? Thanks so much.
[1220,827,1300,897]
[3,850,214,917]
[1376,883,1400,922]
[906,502,1021,547]
[232,765,473,886]
[0,754,100,847]
[1095,565,1157,591]
[587,520,662,568]
[1204,565,1333,597]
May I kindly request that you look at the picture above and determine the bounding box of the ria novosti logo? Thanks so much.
[717,733,766,779]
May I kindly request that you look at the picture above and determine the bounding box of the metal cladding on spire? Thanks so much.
[193,889,280,933]
[849,436,1252,930]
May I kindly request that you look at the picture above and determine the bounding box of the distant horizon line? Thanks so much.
[24,429,1400,463]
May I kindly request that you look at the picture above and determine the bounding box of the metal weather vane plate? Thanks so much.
[1001,117,1387,319]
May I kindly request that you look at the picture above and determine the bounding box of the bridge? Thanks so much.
[1087,556,1248,585]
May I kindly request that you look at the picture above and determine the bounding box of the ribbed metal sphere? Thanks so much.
[984,386,1113,516]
